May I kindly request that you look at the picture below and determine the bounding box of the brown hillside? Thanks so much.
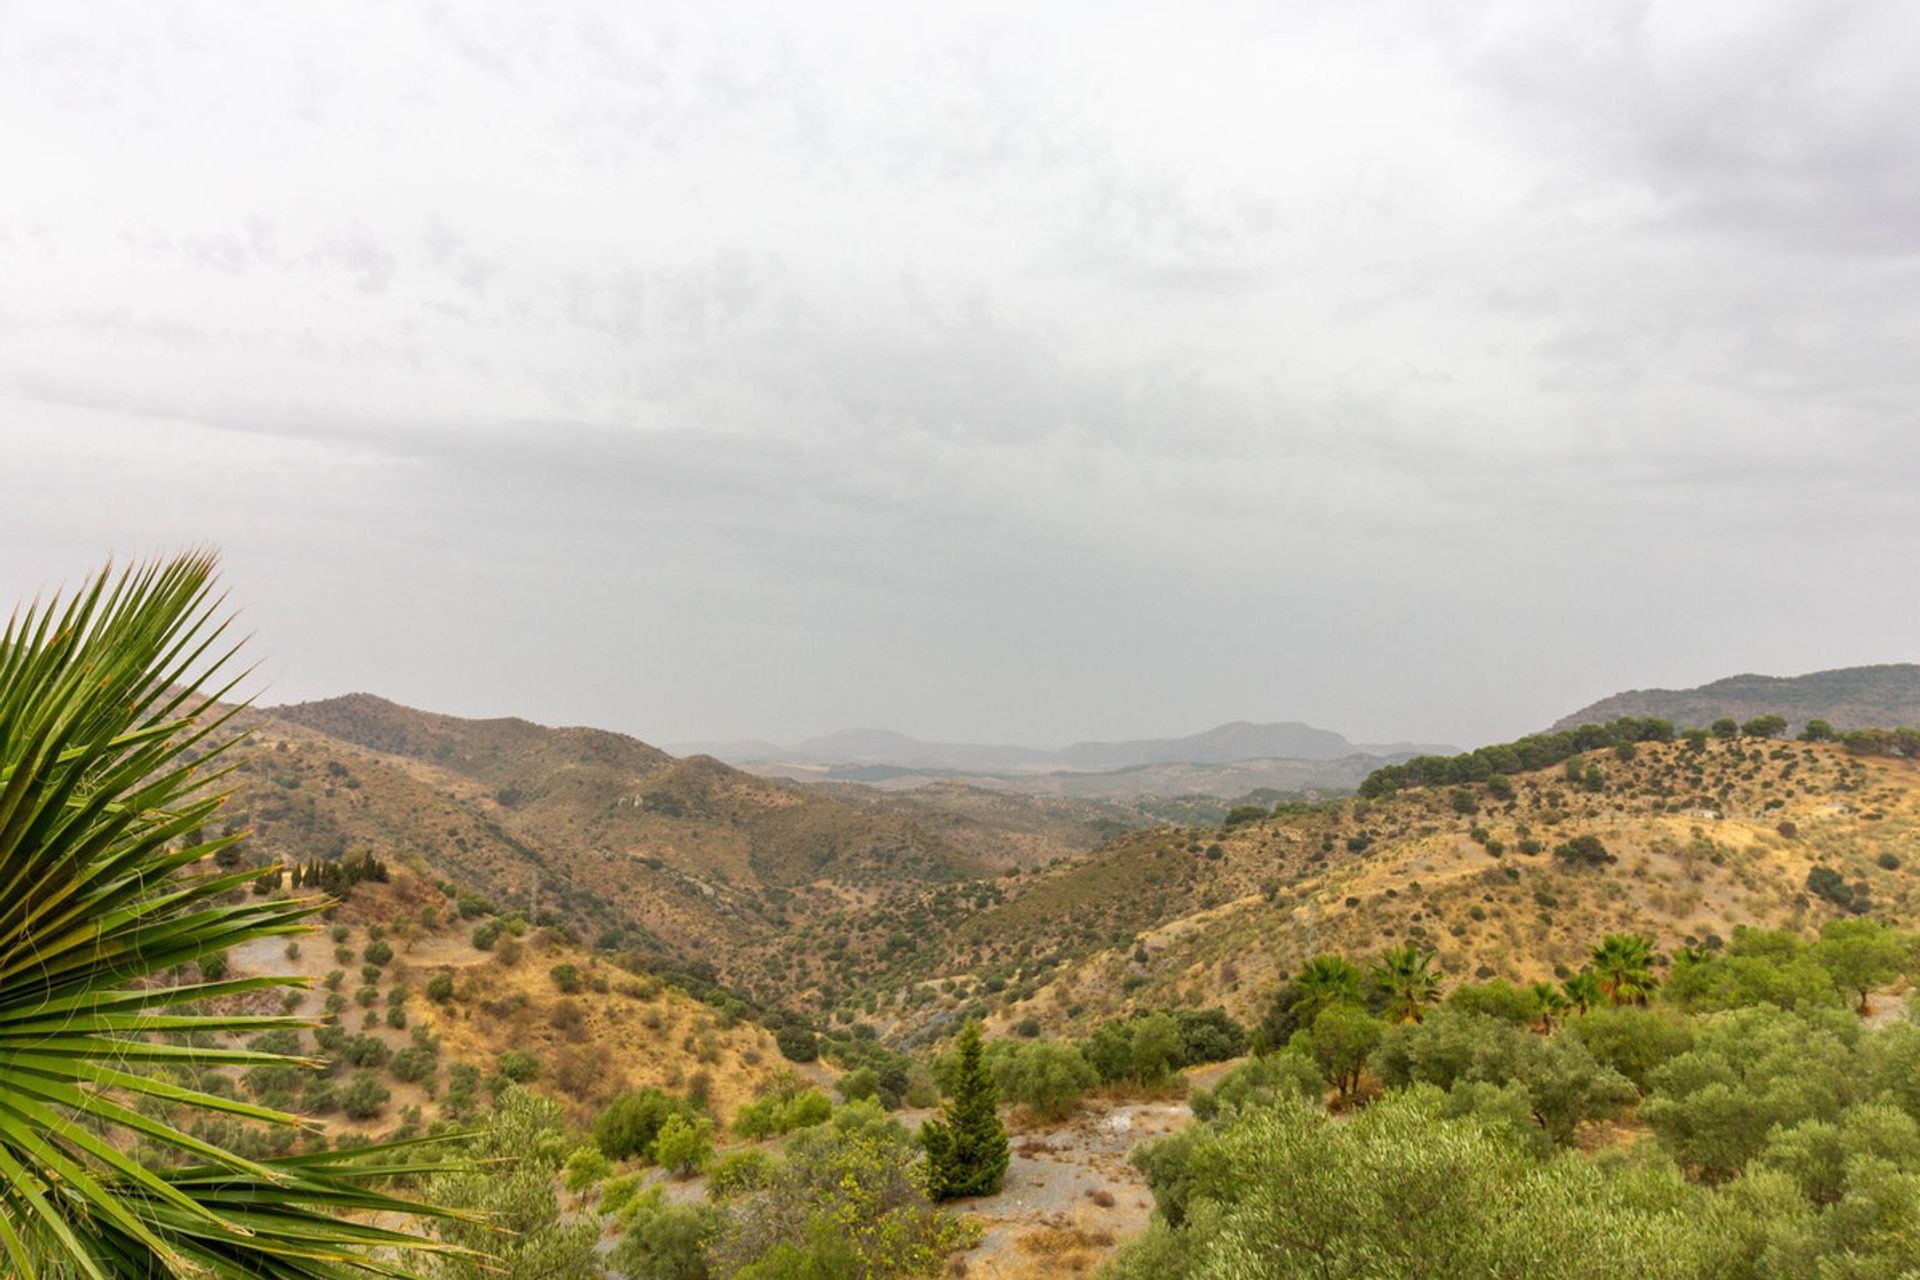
[827,738,1920,1042]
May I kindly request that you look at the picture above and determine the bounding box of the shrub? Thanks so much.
[498,1049,542,1083]
[362,940,393,966]
[340,1034,389,1069]
[650,1112,714,1176]
[732,1085,832,1139]
[426,971,455,1003]
[774,1025,818,1063]
[990,1039,1099,1120]
[595,1087,695,1161]
[339,1071,390,1121]
[1190,1050,1324,1121]
[1553,834,1614,867]
[562,1144,612,1194]
[550,963,582,994]
[706,1148,775,1198]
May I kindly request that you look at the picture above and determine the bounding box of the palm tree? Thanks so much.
[0,555,465,1278]
[1589,933,1660,1007]
[1292,953,1366,1021]
[1371,943,1441,1023]
[1530,981,1570,1033]
[1561,972,1602,1016]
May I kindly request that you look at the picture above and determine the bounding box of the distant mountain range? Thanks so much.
[671,720,1455,774]
[1552,663,1920,734]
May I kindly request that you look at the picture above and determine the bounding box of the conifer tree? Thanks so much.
[922,1020,1009,1199]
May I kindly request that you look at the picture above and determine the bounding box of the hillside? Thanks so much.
[1553,664,1920,734]
[218,870,794,1140]
[826,736,1920,1043]
[220,695,1117,1008]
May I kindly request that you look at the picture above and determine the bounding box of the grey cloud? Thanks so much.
[2,0,1917,748]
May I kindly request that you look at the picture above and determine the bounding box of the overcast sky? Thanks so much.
[4,1,1918,749]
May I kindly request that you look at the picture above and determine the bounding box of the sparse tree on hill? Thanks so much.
[922,1021,1009,1200]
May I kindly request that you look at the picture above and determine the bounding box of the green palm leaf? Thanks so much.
[0,553,471,1278]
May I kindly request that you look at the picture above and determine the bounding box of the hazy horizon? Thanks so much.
[7,1,1918,749]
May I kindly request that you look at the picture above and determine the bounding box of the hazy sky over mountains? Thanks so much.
[4,1,1918,748]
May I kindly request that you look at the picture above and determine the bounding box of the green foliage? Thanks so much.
[1109,1090,1725,1280]
[651,1112,715,1177]
[989,1038,1099,1119]
[550,962,583,993]
[596,1087,699,1161]
[608,1189,719,1280]
[1813,918,1913,1013]
[1553,833,1615,867]
[363,938,394,966]
[732,1082,833,1139]
[1371,1008,1634,1144]
[1359,716,1676,796]
[774,1024,818,1063]
[562,1144,613,1194]
[1371,942,1441,1023]
[1589,933,1659,1006]
[1294,1003,1383,1098]
[921,1022,1009,1200]
[1445,979,1540,1026]
[1664,928,1840,1013]
[427,970,456,1003]
[340,1070,392,1121]
[499,1049,543,1083]
[1190,1050,1324,1121]
[711,1123,975,1278]
[706,1149,777,1199]
[428,1089,605,1280]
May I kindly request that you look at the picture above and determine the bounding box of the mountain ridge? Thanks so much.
[670,718,1455,773]
[1551,663,1920,734]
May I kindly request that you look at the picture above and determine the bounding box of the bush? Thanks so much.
[362,939,393,966]
[838,1066,879,1104]
[1190,1050,1324,1121]
[732,1085,832,1139]
[609,1190,721,1280]
[339,1070,390,1121]
[1553,834,1614,868]
[550,963,582,994]
[650,1112,714,1176]
[562,1144,612,1194]
[774,1025,818,1063]
[389,1046,437,1085]
[595,1087,696,1161]
[340,1034,389,1069]
[706,1148,776,1199]
[426,971,455,1003]
[498,1049,542,1083]
[990,1038,1099,1120]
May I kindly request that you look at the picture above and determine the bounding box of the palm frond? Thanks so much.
[0,553,472,1278]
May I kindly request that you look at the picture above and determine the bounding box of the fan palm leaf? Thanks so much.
[0,553,470,1278]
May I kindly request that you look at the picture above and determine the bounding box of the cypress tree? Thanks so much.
[922,1020,1008,1200]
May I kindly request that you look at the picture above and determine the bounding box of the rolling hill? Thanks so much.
[1553,664,1920,735]
[222,694,1080,1006]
